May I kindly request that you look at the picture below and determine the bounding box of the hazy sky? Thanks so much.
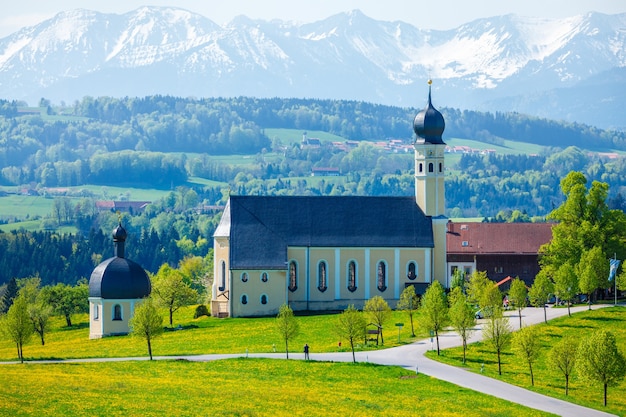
[1,0,625,38]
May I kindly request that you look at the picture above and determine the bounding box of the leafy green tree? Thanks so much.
[420,281,448,355]
[447,286,475,363]
[39,281,88,327]
[396,285,419,337]
[151,264,198,327]
[1,277,18,314]
[275,304,299,359]
[178,255,209,300]
[335,304,366,363]
[512,326,541,385]
[483,310,512,376]
[364,296,391,345]
[16,277,51,345]
[578,246,608,309]
[528,271,553,324]
[0,295,33,363]
[449,268,466,293]
[576,330,626,406]
[508,278,528,328]
[553,263,578,317]
[467,270,491,308]
[549,336,578,396]
[129,297,164,361]
[540,172,626,304]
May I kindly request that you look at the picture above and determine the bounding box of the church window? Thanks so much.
[261,294,268,305]
[261,272,268,282]
[289,261,298,292]
[428,163,434,173]
[241,294,248,305]
[241,272,248,282]
[113,304,122,321]
[219,261,226,291]
[93,304,99,320]
[439,162,443,172]
[377,261,387,292]
[407,262,417,280]
[418,163,423,173]
[318,261,328,292]
[347,261,357,292]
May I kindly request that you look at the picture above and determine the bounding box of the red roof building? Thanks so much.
[446,221,553,287]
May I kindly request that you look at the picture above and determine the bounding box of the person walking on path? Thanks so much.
[303,344,310,360]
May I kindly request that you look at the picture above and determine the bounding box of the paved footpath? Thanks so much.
[3,304,619,417]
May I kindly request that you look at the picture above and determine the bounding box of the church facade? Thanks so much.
[211,83,448,318]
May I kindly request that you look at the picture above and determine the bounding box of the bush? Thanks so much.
[194,304,209,319]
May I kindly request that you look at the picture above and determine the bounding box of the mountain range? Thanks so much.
[0,7,625,129]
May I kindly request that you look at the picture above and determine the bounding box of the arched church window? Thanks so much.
[347,261,357,292]
[261,294,268,305]
[318,261,328,292]
[377,261,387,292]
[289,261,298,292]
[219,261,226,291]
[93,304,99,320]
[418,163,423,173]
[428,163,434,173]
[241,294,248,305]
[261,272,268,282]
[439,162,443,172]
[407,262,417,280]
[113,304,122,321]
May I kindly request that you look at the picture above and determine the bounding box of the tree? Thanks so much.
[512,325,540,385]
[467,271,491,308]
[363,296,391,345]
[275,303,299,359]
[576,330,626,406]
[553,263,578,317]
[39,281,88,327]
[483,310,512,375]
[508,277,528,328]
[151,264,198,326]
[420,281,448,355]
[335,304,366,363]
[528,271,553,324]
[0,295,34,363]
[1,277,18,314]
[447,286,475,363]
[540,172,626,305]
[17,277,51,345]
[449,268,466,293]
[129,297,164,360]
[178,255,209,298]
[396,285,419,337]
[578,246,608,310]
[549,336,578,396]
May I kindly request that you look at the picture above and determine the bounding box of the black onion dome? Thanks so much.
[413,81,445,144]
[88,223,151,299]
[113,224,127,241]
[89,257,151,299]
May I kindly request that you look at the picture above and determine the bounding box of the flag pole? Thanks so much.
[615,253,618,306]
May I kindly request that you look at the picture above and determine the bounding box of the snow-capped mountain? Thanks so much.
[0,7,625,128]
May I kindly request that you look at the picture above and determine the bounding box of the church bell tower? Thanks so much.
[413,80,446,217]
[413,80,447,287]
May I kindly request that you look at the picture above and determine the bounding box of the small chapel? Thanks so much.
[211,82,448,318]
[88,223,152,338]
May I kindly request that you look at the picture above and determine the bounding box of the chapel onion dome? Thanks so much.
[88,223,151,299]
[413,80,446,145]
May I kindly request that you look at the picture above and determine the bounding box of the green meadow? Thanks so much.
[0,359,552,417]
[427,307,626,416]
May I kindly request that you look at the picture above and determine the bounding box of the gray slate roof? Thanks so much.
[221,195,434,270]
